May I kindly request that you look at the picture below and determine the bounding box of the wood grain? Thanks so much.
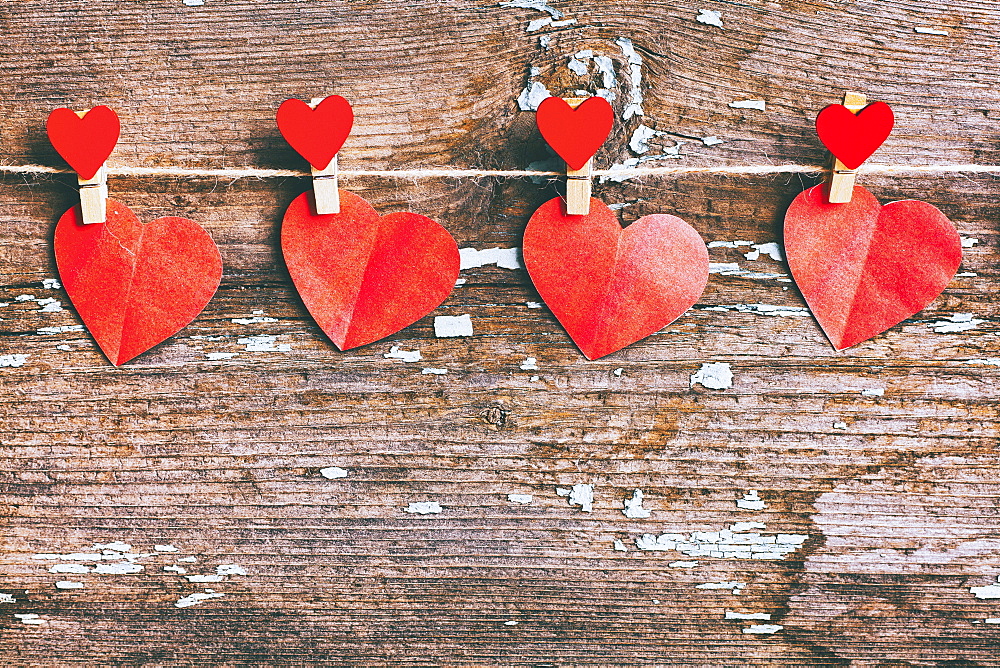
[1,0,999,664]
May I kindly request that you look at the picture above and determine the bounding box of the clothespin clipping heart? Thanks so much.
[46,106,120,180]
[276,95,354,170]
[535,96,614,170]
[815,101,894,170]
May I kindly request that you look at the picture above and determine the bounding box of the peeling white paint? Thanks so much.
[320,466,349,480]
[57,345,71,351]
[0,593,16,603]
[737,490,768,511]
[623,489,652,519]
[709,240,753,248]
[696,581,746,592]
[520,357,539,371]
[730,521,766,532]
[986,618,1000,624]
[154,544,179,553]
[956,272,978,277]
[614,539,628,552]
[833,421,848,430]
[526,301,543,309]
[930,313,984,334]
[538,34,551,48]
[94,562,143,575]
[707,303,808,317]
[861,388,885,397]
[690,362,733,390]
[914,26,948,35]
[217,564,246,576]
[568,54,589,76]
[961,236,979,247]
[92,542,132,552]
[49,564,89,574]
[15,613,46,625]
[434,315,473,338]
[508,493,533,504]
[164,565,187,574]
[205,353,237,360]
[42,278,61,289]
[668,561,699,568]
[405,502,443,515]
[37,325,84,334]
[557,483,594,512]
[743,243,783,262]
[708,262,790,282]
[183,0,205,6]
[965,358,1000,366]
[178,556,197,563]
[460,247,522,270]
[696,9,723,28]
[232,316,278,325]
[504,620,518,626]
[176,590,225,608]
[187,574,223,583]
[422,368,448,375]
[238,335,290,352]
[629,124,666,154]
[726,610,771,620]
[730,100,766,111]
[615,37,644,119]
[517,81,551,111]
[702,136,724,146]
[637,525,806,560]
[384,346,422,363]
[971,577,1000,599]
[55,581,84,589]
[0,354,28,368]
[743,624,783,634]
[499,0,563,19]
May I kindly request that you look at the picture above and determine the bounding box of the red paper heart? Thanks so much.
[46,106,120,180]
[816,101,894,170]
[523,197,708,360]
[281,190,460,350]
[536,96,614,170]
[54,199,222,366]
[276,96,354,170]
[784,185,961,350]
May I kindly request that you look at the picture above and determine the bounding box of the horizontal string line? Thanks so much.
[1,163,999,179]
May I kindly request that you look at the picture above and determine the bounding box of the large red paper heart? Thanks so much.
[523,197,708,360]
[276,96,354,170]
[536,96,614,170]
[816,101,894,170]
[784,184,961,350]
[55,199,222,366]
[46,106,120,180]
[282,190,460,350]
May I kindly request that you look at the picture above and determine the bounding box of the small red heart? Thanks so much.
[46,106,120,180]
[536,96,614,170]
[784,185,961,350]
[523,197,709,360]
[55,199,222,366]
[276,96,354,170]
[281,190,460,350]
[816,101,894,170]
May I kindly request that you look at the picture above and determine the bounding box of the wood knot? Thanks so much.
[482,405,508,430]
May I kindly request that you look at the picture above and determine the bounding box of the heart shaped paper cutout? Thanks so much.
[276,96,354,170]
[816,101,894,170]
[47,106,120,180]
[784,184,961,350]
[536,96,614,170]
[55,199,222,366]
[523,197,709,360]
[282,190,460,350]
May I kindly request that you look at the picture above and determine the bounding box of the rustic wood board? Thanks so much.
[1,0,999,664]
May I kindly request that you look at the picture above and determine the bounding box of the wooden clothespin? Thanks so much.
[309,97,340,214]
[46,105,119,224]
[76,111,109,225]
[563,97,592,215]
[826,92,867,204]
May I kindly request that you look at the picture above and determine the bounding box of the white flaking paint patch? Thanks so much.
[183,0,205,6]
[238,335,291,352]
[737,490,768,511]
[205,353,238,360]
[668,561,699,568]
[422,368,448,375]
[384,346,422,363]
[520,357,539,371]
[231,316,278,325]
[499,0,563,18]
[971,577,1000,599]
[914,26,948,35]
[526,301,543,309]
[57,345,71,351]
[530,375,540,382]
[454,278,467,287]
[37,325,84,334]
[557,483,594,512]
[743,624,783,634]
[709,240,754,248]
[405,502,443,515]
[320,466,348,479]
[92,542,132,552]
[961,236,979,247]
[965,358,1000,366]
[0,354,28,368]
[833,421,848,430]
[702,136,724,146]
[956,272,978,277]
[985,618,1000,624]
[155,544,179,552]
[696,9,723,28]
[707,303,809,317]
[730,521,766,532]
[508,494,533,504]
[708,262,790,281]
[726,610,771,620]
[629,125,667,154]
[95,562,143,575]
[434,315,473,338]
[187,574,223,583]
[637,525,806,560]
[49,564,90,574]
[616,37,644,119]
[614,368,623,376]
[861,388,885,397]
[460,247,523,270]
[697,581,747,592]
[623,489,652,519]
[730,100,766,111]
[178,556,197,563]
[15,613,46,625]
[55,581,84,589]
[930,313,985,333]
[42,278,61,289]
[176,590,225,608]
[567,53,589,76]
[517,80,551,111]
[0,593,16,603]
[743,243,783,262]
[164,565,187,574]
[16,294,63,312]
[614,539,628,552]
[538,34,551,48]
[690,362,733,390]
[217,564,247,576]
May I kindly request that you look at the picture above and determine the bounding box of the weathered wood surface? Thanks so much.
[1,0,999,664]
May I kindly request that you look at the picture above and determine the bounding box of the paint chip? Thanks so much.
[216,564,247,577]
[613,368,623,376]
[238,335,290,352]
[668,561,699,568]
[557,483,594,512]
[690,362,733,390]
[696,581,746,592]
[42,278,61,289]
[0,354,28,368]
[833,421,848,430]
[726,610,771,620]
[49,564,89,574]
[520,357,539,371]
[961,236,979,247]
[965,358,1000,366]
[729,100,766,111]
[231,316,278,325]
[15,613,46,625]
[737,490,768,511]
[205,352,237,360]
[929,313,984,333]
[702,136,724,146]
[696,9,723,28]
[743,242,783,262]
[743,624,783,634]
[434,315,474,338]
[861,388,885,397]
[914,26,948,35]
[183,0,205,5]
[384,346,422,362]
[422,368,448,375]
[616,37,644,119]
[517,81,551,111]
[176,590,225,608]
[971,577,1000,599]
[405,502,443,515]
[459,247,523,270]
[154,544,179,552]
[623,489,651,519]
[526,301,543,309]
[0,593,16,603]
[614,539,628,552]
[38,325,84,334]
[164,565,187,574]
[55,581,84,589]
[94,562,143,575]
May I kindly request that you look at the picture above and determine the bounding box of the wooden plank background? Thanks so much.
[1,0,999,664]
